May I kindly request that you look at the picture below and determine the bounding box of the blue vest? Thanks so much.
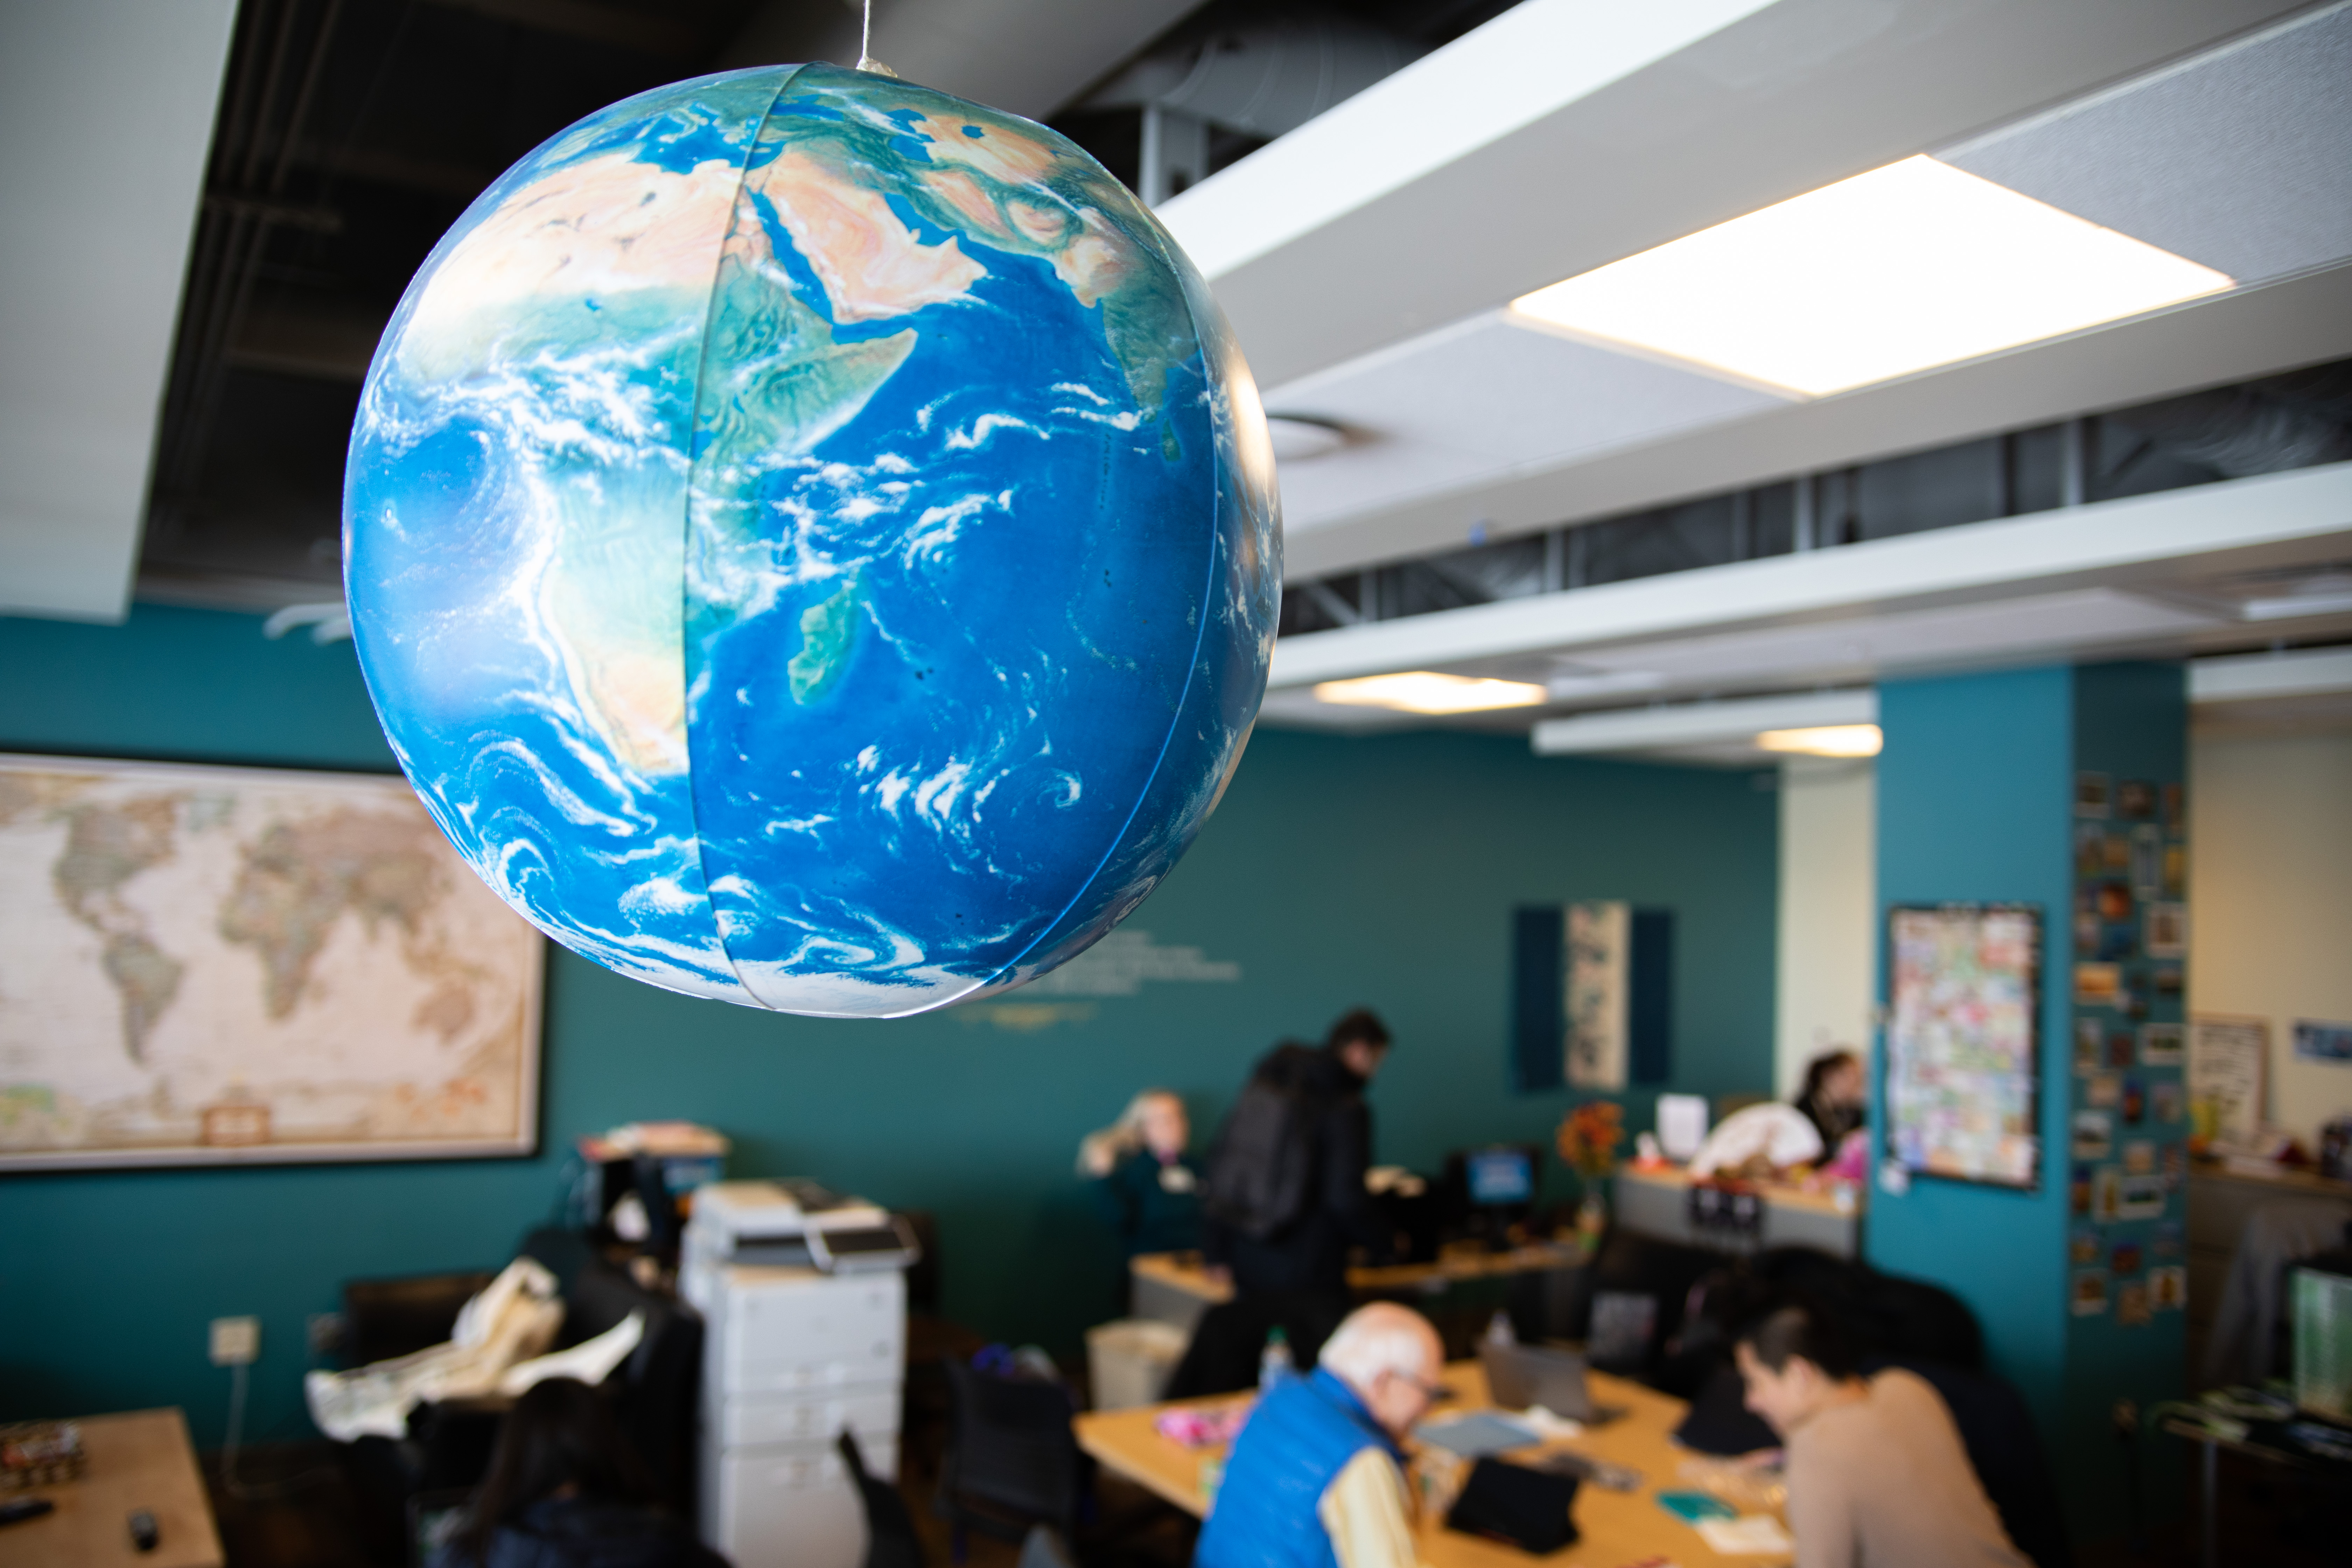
[1194,1369,1402,1568]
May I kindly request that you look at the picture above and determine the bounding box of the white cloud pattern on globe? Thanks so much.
[344,64,1279,1017]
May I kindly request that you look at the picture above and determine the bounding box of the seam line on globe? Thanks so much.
[680,63,812,1006]
[958,225,1234,1006]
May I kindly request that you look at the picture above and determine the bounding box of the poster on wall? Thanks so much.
[0,753,544,1170]
[2189,1016,2267,1147]
[1566,901,1630,1090]
[1885,903,2042,1188]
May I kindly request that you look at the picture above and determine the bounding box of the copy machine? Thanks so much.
[681,1180,920,1568]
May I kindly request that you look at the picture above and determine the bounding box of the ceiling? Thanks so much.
[1167,0,2352,576]
[3,0,2345,759]
[1155,0,2352,748]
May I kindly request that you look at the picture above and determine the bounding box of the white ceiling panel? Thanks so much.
[1179,0,2312,391]
[1264,314,1790,534]
[0,0,237,621]
[1941,0,2352,286]
[1545,587,2220,690]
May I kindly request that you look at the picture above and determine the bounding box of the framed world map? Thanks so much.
[0,753,543,1169]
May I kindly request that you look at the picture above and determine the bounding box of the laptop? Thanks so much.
[1480,1341,1605,1422]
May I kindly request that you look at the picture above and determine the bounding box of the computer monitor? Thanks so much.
[1466,1147,1535,1206]
[1442,1143,1542,1250]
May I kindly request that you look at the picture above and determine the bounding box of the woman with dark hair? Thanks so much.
[1735,1297,2025,1568]
[1794,1049,1866,1157]
[433,1378,727,1568]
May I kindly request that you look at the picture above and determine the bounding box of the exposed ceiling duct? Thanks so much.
[721,0,1205,121]
[1078,8,1425,141]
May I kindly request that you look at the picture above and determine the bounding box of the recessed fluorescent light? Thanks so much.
[1508,156,2232,397]
[1755,724,1883,757]
[1313,672,1549,714]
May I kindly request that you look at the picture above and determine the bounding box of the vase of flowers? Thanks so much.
[1555,1099,1624,1257]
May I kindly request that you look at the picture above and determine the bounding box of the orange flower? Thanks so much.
[1556,1100,1624,1178]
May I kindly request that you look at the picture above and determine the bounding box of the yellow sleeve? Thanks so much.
[1317,1447,1424,1568]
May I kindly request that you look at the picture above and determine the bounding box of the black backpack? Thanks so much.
[1202,1043,1324,1240]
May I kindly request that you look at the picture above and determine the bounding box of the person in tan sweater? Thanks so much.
[1735,1301,2030,1568]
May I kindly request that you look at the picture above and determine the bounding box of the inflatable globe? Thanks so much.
[344,63,1279,1017]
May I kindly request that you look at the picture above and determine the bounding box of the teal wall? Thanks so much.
[0,606,1778,1452]
[2061,663,2189,1527]
[1870,662,2188,1541]
[1869,666,2077,1429]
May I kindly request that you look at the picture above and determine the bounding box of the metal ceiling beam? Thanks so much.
[1266,461,2352,690]
[418,0,711,58]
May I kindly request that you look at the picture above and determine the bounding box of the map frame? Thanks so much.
[1884,901,2044,1191]
[0,751,545,1171]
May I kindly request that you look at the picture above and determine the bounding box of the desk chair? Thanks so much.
[934,1358,1087,1561]
[840,1428,926,1568]
[336,1229,703,1554]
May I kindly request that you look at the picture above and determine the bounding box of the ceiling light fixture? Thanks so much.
[1313,671,1549,714]
[1508,156,2232,397]
[1755,723,1883,757]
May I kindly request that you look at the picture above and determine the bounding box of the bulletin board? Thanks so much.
[1885,903,2043,1188]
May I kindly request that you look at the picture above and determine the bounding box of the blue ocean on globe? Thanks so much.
[345,63,1279,1017]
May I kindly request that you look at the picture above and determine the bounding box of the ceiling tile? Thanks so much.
[1941,1,2352,285]
[1262,312,1788,533]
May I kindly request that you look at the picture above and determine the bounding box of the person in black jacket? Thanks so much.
[1190,1009,1398,1379]
[432,1377,727,1568]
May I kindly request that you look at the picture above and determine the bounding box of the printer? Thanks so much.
[681,1181,921,1568]
[683,1178,920,1276]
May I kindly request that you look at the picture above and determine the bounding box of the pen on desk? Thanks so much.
[0,1497,57,1525]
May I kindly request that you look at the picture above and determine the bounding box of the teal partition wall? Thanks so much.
[1870,662,2188,1540]
[0,606,1777,1450]
[1871,667,2077,1416]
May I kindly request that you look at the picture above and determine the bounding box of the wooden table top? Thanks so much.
[6,1409,224,1568]
[1075,1361,1788,1567]
[1131,1242,1584,1306]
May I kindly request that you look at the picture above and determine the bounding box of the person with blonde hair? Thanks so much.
[1195,1302,1443,1568]
[1078,1088,1201,1265]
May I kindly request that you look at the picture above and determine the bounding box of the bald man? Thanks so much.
[1194,1302,1441,1568]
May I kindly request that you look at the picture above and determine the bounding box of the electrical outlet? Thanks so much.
[209,1316,260,1367]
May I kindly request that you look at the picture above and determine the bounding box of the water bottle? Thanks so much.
[1484,1309,1517,1348]
[1259,1326,1293,1391]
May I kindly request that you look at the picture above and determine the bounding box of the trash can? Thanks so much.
[1086,1318,1189,1410]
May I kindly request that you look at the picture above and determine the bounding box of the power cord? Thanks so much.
[216,1360,338,1502]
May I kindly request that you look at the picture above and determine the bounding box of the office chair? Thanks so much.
[933,1357,1087,1561]
[839,1428,926,1568]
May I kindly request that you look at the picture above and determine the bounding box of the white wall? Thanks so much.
[2188,732,2352,1145]
[1774,757,1877,1099]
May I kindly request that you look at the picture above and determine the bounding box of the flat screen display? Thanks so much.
[1467,1148,1533,1205]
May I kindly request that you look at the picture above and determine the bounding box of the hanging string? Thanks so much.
[856,0,897,77]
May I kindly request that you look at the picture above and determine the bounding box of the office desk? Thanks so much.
[2161,1393,2352,1568]
[1131,1246,1582,1336]
[1074,1361,1787,1566]
[1612,1167,1862,1259]
[6,1409,224,1568]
